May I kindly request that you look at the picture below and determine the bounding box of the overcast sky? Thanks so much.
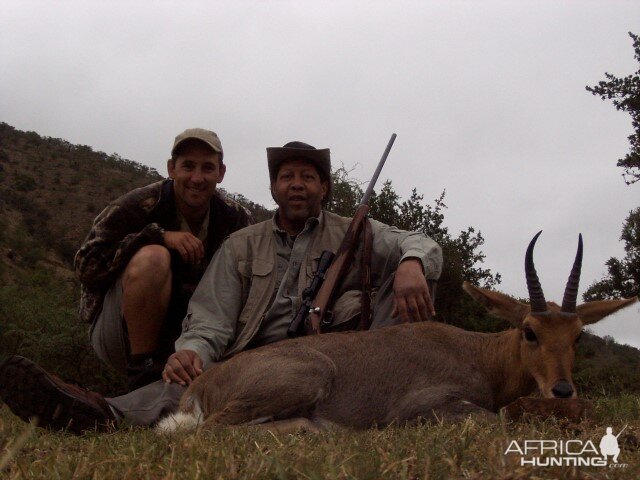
[1,1,639,346]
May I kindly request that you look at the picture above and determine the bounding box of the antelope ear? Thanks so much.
[462,281,530,327]
[577,297,638,326]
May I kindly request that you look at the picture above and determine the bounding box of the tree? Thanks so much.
[327,169,504,331]
[586,32,640,185]
[326,166,364,217]
[583,207,640,300]
[584,33,640,302]
[223,190,273,222]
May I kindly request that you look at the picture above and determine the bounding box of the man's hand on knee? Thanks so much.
[391,258,435,323]
[162,350,203,386]
[163,231,205,264]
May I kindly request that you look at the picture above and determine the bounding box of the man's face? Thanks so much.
[271,159,328,229]
[167,141,225,215]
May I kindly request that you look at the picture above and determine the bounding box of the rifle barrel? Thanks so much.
[615,425,628,438]
[360,133,397,205]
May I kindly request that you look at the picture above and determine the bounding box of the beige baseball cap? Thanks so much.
[171,128,223,160]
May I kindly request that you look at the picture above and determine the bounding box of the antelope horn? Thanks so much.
[561,234,583,313]
[525,231,547,313]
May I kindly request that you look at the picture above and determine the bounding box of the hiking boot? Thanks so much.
[0,355,116,434]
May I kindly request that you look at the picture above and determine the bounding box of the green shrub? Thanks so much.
[574,332,640,396]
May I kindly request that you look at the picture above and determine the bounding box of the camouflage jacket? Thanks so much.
[75,179,252,324]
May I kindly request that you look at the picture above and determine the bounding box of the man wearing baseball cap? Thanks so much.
[75,128,251,390]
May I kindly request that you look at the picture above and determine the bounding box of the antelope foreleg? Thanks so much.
[253,417,325,434]
[429,400,496,423]
[386,386,496,425]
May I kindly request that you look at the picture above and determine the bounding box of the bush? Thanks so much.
[15,174,37,192]
[574,332,640,396]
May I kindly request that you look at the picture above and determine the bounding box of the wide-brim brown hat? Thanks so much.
[172,128,223,161]
[266,141,331,183]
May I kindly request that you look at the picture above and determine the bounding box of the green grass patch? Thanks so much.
[1,397,639,479]
[0,268,126,394]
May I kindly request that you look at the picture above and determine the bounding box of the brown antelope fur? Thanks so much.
[156,234,637,433]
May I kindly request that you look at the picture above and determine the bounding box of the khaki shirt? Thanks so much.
[251,214,321,346]
[176,210,443,365]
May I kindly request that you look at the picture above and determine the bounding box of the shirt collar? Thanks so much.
[176,207,210,241]
[272,210,323,237]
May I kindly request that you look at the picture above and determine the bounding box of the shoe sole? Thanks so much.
[0,356,109,434]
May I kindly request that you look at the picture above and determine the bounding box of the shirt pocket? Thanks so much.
[237,258,275,331]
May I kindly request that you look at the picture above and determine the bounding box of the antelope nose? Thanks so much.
[552,380,574,398]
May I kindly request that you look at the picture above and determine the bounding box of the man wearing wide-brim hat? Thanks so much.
[0,140,442,433]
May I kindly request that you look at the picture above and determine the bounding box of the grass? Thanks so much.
[0,269,127,395]
[1,396,639,479]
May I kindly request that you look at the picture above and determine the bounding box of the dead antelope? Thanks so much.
[157,232,637,433]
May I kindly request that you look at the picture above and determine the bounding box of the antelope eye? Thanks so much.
[523,326,538,343]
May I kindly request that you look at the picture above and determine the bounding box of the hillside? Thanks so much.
[0,122,638,396]
[0,122,162,277]
[0,122,270,282]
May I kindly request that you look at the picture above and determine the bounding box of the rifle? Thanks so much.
[306,133,397,334]
[615,425,628,439]
[287,250,335,337]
